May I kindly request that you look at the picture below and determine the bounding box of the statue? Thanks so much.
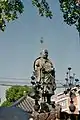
[31,49,56,104]
[30,43,62,120]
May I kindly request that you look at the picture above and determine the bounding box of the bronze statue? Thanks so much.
[33,49,56,104]
[30,45,75,120]
[30,47,62,120]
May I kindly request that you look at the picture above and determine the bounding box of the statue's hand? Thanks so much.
[42,67,45,72]
[42,68,49,74]
[36,81,41,85]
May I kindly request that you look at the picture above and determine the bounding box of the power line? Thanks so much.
[0,80,66,88]
[1,80,78,88]
[0,80,65,87]
[0,77,30,81]
[0,77,69,88]
[0,83,30,86]
[0,81,30,86]
[0,76,64,81]
[0,83,65,88]
[0,80,30,83]
[0,77,79,88]
[0,76,66,86]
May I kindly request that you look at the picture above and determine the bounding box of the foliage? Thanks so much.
[1,85,31,107]
[1,100,13,107]
[32,0,53,19]
[0,0,24,31]
[59,0,80,33]
[0,0,52,32]
[0,0,80,34]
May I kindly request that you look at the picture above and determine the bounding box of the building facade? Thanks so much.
[51,87,80,114]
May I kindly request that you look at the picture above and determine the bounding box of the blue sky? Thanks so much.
[0,0,80,102]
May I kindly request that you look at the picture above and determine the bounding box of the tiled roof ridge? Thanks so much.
[11,95,27,107]
[11,95,35,106]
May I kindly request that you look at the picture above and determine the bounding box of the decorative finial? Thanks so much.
[40,37,44,56]
[40,37,43,44]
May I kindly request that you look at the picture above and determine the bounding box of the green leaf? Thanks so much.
[59,0,80,33]
[0,0,24,31]
[32,0,53,19]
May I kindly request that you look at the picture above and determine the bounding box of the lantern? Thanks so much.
[69,100,76,112]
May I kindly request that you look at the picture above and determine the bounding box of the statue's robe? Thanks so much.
[33,57,56,95]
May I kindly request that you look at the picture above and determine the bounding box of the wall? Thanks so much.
[51,87,80,114]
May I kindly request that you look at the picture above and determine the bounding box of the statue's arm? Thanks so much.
[35,60,40,70]
[46,59,54,72]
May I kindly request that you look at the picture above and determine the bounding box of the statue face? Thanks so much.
[42,49,48,58]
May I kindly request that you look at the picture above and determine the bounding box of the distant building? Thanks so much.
[51,87,80,114]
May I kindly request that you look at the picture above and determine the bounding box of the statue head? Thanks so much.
[42,49,48,59]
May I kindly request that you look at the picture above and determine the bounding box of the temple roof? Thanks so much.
[11,95,35,113]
